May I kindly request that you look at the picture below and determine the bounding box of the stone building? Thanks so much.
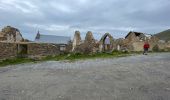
[0,30,72,60]
[35,31,71,52]
[114,31,161,51]
[0,26,23,42]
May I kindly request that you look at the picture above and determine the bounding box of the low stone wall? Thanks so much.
[0,42,67,60]
[27,43,60,57]
[0,42,17,60]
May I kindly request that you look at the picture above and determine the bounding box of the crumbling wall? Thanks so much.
[72,31,82,51]
[0,42,68,60]
[0,26,24,42]
[132,42,144,51]
[151,42,170,52]
[0,42,17,60]
[99,33,115,52]
[27,43,60,57]
[73,31,97,54]
[165,43,170,51]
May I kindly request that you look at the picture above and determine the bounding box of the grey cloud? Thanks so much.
[0,0,170,40]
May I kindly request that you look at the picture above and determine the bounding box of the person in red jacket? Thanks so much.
[143,42,150,55]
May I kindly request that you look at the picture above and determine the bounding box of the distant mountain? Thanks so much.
[155,29,170,41]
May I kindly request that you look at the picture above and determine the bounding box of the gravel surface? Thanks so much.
[0,53,170,100]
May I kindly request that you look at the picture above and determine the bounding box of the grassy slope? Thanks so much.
[155,29,170,41]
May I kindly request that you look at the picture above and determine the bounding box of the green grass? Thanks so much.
[0,58,34,67]
[0,51,130,67]
[44,51,130,61]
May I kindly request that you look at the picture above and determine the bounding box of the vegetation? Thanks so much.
[43,51,130,61]
[0,58,34,67]
[0,51,130,67]
[155,29,170,41]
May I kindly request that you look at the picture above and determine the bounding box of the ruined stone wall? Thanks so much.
[99,33,115,52]
[0,26,24,42]
[131,42,144,51]
[151,42,170,52]
[27,43,60,57]
[66,43,72,53]
[72,31,82,51]
[72,31,98,54]
[0,42,17,60]
[165,43,170,51]
[131,41,170,52]
[0,42,70,60]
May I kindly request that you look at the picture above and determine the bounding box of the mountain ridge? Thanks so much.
[154,29,170,41]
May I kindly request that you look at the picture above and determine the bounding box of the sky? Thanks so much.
[0,0,170,40]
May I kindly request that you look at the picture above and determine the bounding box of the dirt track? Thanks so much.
[0,53,170,100]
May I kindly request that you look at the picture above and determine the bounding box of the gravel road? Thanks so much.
[0,53,170,100]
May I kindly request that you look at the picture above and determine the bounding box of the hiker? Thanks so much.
[143,42,150,55]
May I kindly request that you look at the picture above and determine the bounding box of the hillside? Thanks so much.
[155,29,170,41]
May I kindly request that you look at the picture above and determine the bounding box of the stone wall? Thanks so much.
[72,31,82,51]
[165,43,170,51]
[0,26,24,42]
[132,42,144,51]
[27,43,60,57]
[0,42,17,60]
[73,31,98,54]
[0,42,69,60]
[99,33,115,52]
[131,41,170,52]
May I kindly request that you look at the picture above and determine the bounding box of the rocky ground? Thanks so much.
[0,53,170,100]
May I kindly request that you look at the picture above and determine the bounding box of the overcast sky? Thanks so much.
[0,0,170,40]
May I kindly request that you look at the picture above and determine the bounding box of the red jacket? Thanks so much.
[144,43,150,49]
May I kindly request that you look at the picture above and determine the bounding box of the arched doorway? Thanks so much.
[99,33,114,52]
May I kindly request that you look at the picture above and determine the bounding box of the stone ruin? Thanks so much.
[72,31,82,51]
[71,30,170,53]
[114,31,170,52]
[72,31,98,54]
[99,33,115,52]
[72,31,117,54]
[0,25,170,60]
[0,26,71,60]
[0,26,24,42]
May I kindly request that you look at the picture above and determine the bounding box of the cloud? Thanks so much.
[0,0,170,40]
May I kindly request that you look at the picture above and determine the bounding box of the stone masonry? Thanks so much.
[27,43,60,57]
[0,42,17,60]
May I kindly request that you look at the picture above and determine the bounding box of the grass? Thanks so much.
[0,58,34,67]
[0,51,130,67]
[43,51,130,61]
